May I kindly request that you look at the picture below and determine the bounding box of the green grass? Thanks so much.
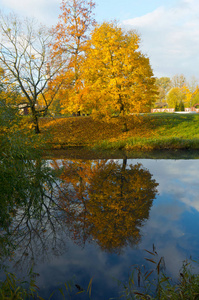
[0,271,38,300]
[38,112,199,150]
[0,272,92,300]
[94,136,199,151]
[119,247,199,300]
[91,113,199,151]
[1,250,199,299]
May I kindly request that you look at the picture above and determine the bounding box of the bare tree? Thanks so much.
[0,12,66,133]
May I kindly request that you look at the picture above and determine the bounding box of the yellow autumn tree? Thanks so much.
[82,22,157,131]
[190,86,199,107]
[166,87,186,108]
[51,0,96,115]
[181,86,192,108]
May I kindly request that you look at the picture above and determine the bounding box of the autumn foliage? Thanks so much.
[50,1,157,123]
[51,0,96,115]
[82,22,157,125]
[0,1,159,134]
[51,159,158,253]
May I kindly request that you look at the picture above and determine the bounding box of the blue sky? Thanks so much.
[0,0,198,81]
[95,0,177,21]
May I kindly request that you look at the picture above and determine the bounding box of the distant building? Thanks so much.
[185,104,199,113]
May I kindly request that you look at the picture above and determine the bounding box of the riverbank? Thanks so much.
[40,113,199,151]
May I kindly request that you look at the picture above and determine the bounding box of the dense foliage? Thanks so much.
[82,22,157,127]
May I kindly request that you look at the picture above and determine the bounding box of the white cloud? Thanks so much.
[0,0,60,25]
[122,0,199,78]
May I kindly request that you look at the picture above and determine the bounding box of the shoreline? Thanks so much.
[43,147,199,160]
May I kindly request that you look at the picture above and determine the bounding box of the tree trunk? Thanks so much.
[120,102,128,132]
[122,121,128,132]
[122,157,127,172]
[120,157,127,200]
[34,118,40,134]
[31,106,40,134]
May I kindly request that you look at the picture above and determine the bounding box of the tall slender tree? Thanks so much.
[52,0,96,115]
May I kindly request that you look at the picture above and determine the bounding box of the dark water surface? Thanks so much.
[1,155,199,299]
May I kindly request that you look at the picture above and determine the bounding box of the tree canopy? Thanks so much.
[81,22,157,130]
[155,77,171,102]
[166,87,186,108]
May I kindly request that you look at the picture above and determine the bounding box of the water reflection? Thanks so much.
[0,158,68,270]
[2,156,199,299]
[52,158,158,253]
[0,158,158,269]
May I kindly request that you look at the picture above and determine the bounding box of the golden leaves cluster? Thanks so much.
[81,22,157,118]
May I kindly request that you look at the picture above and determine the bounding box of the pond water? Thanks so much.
[1,156,199,299]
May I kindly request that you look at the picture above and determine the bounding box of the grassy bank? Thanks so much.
[39,113,199,151]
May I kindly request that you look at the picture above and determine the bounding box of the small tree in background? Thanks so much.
[166,87,185,109]
[170,74,187,88]
[175,102,179,112]
[155,77,171,103]
[190,87,199,107]
[179,100,185,111]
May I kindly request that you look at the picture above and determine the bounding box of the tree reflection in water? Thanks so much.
[0,158,68,271]
[0,157,158,270]
[52,158,159,254]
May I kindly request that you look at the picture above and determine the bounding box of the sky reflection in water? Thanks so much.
[0,158,199,299]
